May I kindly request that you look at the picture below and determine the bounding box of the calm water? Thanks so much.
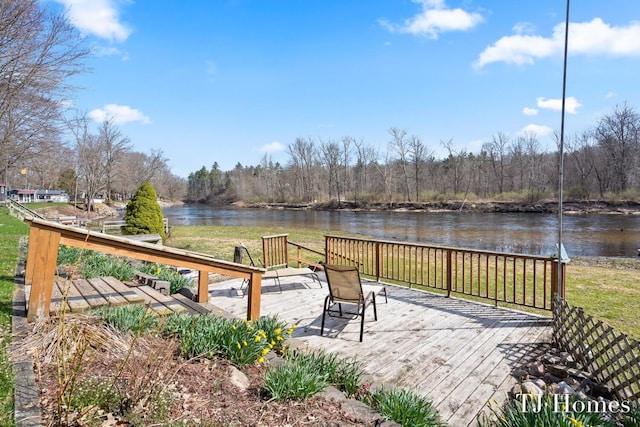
[162,205,640,258]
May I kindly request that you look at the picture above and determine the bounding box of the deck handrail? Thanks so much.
[7,199,45,221]
[24,218,264,322]
[324,235,564,311]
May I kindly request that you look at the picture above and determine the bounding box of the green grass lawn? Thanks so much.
[0,207,29,426]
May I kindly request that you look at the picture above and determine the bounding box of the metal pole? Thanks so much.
[557,0,571,299]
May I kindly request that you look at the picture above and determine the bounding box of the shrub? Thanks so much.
[369,387,444,427]
[122,182,166,240]
[263,349,365,401]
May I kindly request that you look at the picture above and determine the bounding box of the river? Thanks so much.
[162,204,640,258]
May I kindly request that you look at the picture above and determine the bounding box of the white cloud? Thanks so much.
[54,0,132,42]
[475,18,640,68]
[380,0,483,39]
[536,96,582,114]
[519,124,554,137]
[259,142,285,153]
[605,91,617,99]
[89,104,151,124]
[522,107,538,116]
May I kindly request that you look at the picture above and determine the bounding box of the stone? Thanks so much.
[509,383,522,399]
[556,381,576,395]
[528,361,545,377]
[512,368,529,381]
[521,381,544,396]
[532,378,547,390]
[226,365,250,390]
[542,372,561,384]
[546,364,569,378]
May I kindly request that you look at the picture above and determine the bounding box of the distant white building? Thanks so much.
[36,189,69,203]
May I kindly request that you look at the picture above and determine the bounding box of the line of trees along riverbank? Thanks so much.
[188,104,640,207]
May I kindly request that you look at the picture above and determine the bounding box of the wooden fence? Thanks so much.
[324,235,564,311]
[553,296,640,402]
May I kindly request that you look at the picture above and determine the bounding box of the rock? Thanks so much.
[543,372,561,384]
[226,365,250,390]
[317,385,345,401]
[547,364,569,378]
[509,383,522,398]
[521,381,544,396]
[556,381,576,395]
[533,378,547,390]
[512,368,529,381]
[528,361,545,377]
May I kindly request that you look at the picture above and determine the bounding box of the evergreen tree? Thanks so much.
[122,182,166,239]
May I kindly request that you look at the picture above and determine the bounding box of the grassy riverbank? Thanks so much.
[167,224,640,340]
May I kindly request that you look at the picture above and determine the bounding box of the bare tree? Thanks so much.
[353,139,377,203]
[441,139,467,195]
[594,102,640,193]
[319,140,341,202]
[0,0,88,189]
[388,127,411,201]
[287,137,318,202]
[407,134,430,202]
[97,118,132,202]
[485,132,509,194]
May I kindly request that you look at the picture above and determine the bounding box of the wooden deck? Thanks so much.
[207,273,552,427]
[23,273,551,426]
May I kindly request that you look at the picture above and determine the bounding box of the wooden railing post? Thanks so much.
[446,249,453,298]
[246,272,262,321]
[375,241,381,282]
[196,269,209,303]
[551,259,566,310]
[27,229,60,322]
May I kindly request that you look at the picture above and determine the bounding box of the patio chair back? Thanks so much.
[324,264,364,304]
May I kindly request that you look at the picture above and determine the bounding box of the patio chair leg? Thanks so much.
[372,294,377,321]
[320,295,330,337]
[359,308,365,342]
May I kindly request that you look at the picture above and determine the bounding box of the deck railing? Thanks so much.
[23,218,265,322]
[325,235,564,311]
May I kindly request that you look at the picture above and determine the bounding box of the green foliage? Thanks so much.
[79,252,136,281]
[138,263,191,294]
[368,387,444,427]
[262,359,328,401]
[92,305,158,334]
[161,313,291,367]
[68,378,120,417]
[477,394,618,427]
[57,246,135,281]
[122,182,166,239]
[263,349,365,401]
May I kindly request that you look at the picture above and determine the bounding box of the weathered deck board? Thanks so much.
[50,280,70,314]
[72,279,109,308]
[86,277,129,306]
[101,276,145,304]
[206,274,552,427]
[56,278,91,312]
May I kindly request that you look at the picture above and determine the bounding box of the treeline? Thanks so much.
[0,0,186,206]
[187,103,640,205]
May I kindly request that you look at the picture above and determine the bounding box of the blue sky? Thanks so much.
[51,0,640,178]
